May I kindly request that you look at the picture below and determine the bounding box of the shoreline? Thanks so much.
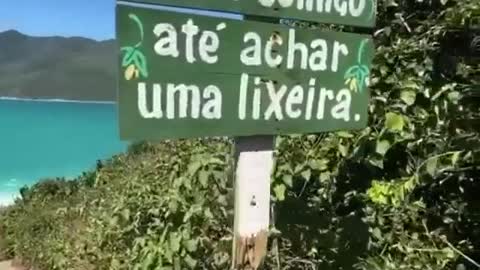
[0,194,18,207]
[0,96,115,105]
[0,174,83,207]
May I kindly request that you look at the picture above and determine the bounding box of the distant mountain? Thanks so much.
[0,30,116,101]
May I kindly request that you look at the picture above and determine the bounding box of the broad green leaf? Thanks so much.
[294,163,306,174]
[301,169,311,181]
[282,174,293,187]
[376,140,391,155]
[372,227,383,240]
[451,151,460,166]
[442,247,455,259]
[121,209,131,221]
[308,159,328,170]
[400,90,416,105]
[183,239,198,252]
[338,143,348,157]
[173,257,181,270]
[319,172,330,182]
[274,184,286,201]
[448,91,460,103]
[169,233,181,253]
[426,158,438,176]
[187,161,202,176]
[198,170,209,187]
[142,252,156,269]
[184,254,197,268]
[385,112,404,131]
[204,208,214,219]
[401,80,420,89]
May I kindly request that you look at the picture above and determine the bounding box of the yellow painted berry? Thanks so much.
[350,78,358,92]
[124,64,136,81]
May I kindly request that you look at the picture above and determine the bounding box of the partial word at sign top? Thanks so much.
[118,0,376,28]
[256,0,369,17]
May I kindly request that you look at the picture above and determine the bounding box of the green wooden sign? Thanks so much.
[119,0,376,28]
[116,4,374,140]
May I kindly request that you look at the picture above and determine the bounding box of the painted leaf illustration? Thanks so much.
[133,51,148,78]
[344,64,370,93]
[344,66,359,79]
[121,47,136,67]
[120,13,149,79]
[359,65,369,76]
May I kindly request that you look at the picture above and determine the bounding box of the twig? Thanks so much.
[416,151,462,175]
[422,219,438,249]
[395,13,412,33]
[297,178,309,198]
[423,221,480,268]
[442,238,480,269]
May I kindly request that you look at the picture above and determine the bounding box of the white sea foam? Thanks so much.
[0,192,19,207]
[0,96,115,104]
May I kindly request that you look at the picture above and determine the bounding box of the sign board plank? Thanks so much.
[118,0,376,28]
[116,4,374,140]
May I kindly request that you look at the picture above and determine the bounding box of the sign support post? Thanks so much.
[232,136,275,270]
[231,14,279,270]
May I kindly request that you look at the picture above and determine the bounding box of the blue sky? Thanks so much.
[0,0,241,41]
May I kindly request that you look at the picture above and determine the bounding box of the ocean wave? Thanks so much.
[0,96,116,104]
[3,178,18,188]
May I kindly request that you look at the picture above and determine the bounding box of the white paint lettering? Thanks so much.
[241,32,262,66]
[349,0,366,17]
[181,19,200,63]
[305,78,315,120]
[264,81,287,120]
[239,73,249,120]
[166,84,201,119]
[199,30,219,64]
[258,0,275,7]
[202,85,222,119]
[285,85,303,118]
[252,77,262,120]
[316,88,334,119]
[309,39,328,71]
[287,29,308,69]
[265,34,283,68]
[331,88,351,121]
[279,0,295,7]
[137,82,162,118]
[255,0,366,17]
[153,23,179,57]
[331,41,349,72]
[334,0,348,16]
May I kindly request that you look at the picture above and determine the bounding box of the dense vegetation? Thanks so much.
[0,30,115,101]
[1,0,480,269]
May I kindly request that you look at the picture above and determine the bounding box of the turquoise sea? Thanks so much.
[0,98,128,205]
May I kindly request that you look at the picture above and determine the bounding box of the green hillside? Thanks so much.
[0,30,116,101]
